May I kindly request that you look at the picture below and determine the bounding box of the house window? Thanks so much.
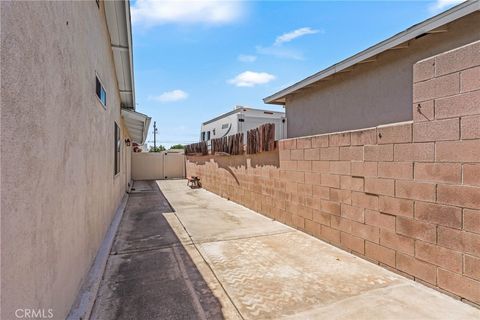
[114,122,120,175]
[207,131,211,140]
[213,129,216,136]
[201,132,205,141]
[222,124,229,129]
[96,75,106,108]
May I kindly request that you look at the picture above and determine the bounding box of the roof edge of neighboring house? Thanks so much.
[121,109,151,144]
[263,0,480,105]
[202,106,285,126]
[104,0,136,110]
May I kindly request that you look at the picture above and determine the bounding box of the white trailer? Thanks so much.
[200,106,286,145]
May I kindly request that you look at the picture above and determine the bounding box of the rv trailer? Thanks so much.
[200,106,286,146]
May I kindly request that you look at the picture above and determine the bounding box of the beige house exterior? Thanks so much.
[1,1,149,319]
[264,1,480,138]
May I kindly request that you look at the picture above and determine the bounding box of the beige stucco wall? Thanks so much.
[285,11,480,138]
[1,1,131,319]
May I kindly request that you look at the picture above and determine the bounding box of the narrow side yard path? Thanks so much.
[92,180,480,320]
[90,181,235,320]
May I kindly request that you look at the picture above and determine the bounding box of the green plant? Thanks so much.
[149,145,166,152]
[169,144,185,150]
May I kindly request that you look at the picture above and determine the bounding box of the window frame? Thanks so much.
[96,74,107,109]
[114,122,121,176]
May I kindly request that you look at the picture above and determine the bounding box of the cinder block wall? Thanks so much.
[187,40,480,305]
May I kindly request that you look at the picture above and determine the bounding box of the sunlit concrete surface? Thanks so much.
[91,180,480,319]
[159,179,480,320]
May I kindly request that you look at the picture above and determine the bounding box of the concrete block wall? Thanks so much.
[186,40,480,305]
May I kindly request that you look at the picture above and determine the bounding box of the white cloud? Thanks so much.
[256,45,303,60]
[238,54,257,62]
[131,0,245,27]
[228,71,276,87]
[429,0,465,13]
[149,89,188,102]
[274,27,321,46]
[254,26,322,60]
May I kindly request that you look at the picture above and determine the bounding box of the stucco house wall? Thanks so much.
[1,1,132,319]
[284,11,480,138]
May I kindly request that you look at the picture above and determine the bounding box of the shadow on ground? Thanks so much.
[90,180,224,320]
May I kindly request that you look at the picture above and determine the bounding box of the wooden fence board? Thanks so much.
[185,141,208,155]
[247,123,275,154]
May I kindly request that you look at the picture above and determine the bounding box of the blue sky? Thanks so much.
[130,0,463,148]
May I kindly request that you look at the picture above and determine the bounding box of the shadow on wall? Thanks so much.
[187,150,280,185]
[90,181,225,320]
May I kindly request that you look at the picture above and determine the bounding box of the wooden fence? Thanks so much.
[211,133,243,155]
[247,123,276,154]
[186,123,277,156]
[185,141,208,156]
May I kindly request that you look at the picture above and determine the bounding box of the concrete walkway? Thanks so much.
[91,180,480,320]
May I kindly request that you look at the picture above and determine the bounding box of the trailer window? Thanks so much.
[201,132,205,141]
[222,124,228,129]
[207,131,211,140]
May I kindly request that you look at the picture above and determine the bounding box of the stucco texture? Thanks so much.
[285,11,480,138]
[1,1,131,319]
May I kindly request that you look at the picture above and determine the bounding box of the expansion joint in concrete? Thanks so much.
[111,242,191,256]
[194,229,296,245]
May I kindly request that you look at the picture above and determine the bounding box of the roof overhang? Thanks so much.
[264,0,480,105]
[104,0,136,110]
[122,109,151,144]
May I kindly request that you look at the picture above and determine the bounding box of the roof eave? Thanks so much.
[104,0,136,110]
[122,109,151,144]
[124,0,136,111]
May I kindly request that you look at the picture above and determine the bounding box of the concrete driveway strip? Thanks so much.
[158,180,480,320]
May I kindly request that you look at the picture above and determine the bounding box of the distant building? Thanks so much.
[200,106,287,145]
[264,1,480,138]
